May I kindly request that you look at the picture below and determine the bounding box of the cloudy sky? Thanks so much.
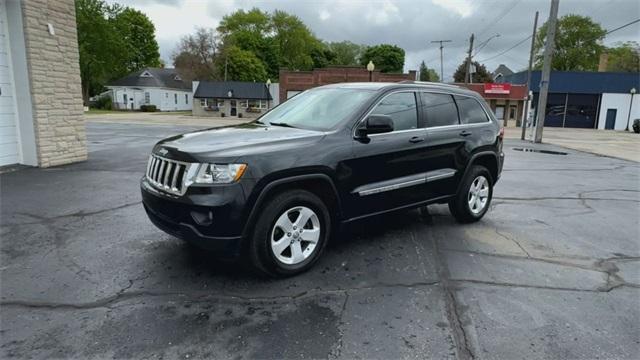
[110,0,639,81]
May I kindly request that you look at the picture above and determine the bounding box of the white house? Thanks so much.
[105,68,192,111]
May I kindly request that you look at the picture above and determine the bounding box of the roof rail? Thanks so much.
[398,80,463,89]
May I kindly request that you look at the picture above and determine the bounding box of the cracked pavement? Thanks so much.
[1,122,639,359]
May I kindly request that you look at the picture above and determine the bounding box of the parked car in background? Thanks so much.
[141,82,505,277]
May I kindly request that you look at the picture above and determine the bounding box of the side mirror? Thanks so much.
[356,115,394,139]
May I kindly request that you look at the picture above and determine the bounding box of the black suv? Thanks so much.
[141,82,504,277]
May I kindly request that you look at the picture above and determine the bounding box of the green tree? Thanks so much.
[327,41,365,66]
[111,7,161,76]
[172,27,219,81]
[606,41,640,72]
[453,60,493,83]
[76,0,121,104]
[223,46,268,82]
[359,44,405,73]
[271,10,322,71]
[311,45,337,68]
[418,61,440,82]
[534,14,606,71]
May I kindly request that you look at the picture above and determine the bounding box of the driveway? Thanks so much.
[1,123,639,359]
[85,111,247,127]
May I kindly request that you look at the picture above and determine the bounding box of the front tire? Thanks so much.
[449,165,493,223]
[248,189,330,277]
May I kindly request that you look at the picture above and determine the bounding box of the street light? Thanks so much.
[266,78,271,109]
[367,61,375,82]
[625,87,636,131]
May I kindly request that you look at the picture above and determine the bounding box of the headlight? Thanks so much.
[193,163,247,184]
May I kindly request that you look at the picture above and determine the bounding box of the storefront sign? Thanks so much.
[484,83,511,94]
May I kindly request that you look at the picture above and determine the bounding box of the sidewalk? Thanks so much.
[505,127,640,162]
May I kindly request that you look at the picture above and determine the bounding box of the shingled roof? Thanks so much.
[107,68,191,90]
[194,81,272,100]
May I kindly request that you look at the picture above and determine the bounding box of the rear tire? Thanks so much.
[449,165,493,223]
[248,189,330,277]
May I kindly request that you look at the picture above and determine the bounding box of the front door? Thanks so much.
[230,100,237,116]
[605,109,616,130]
[345,91,431,219]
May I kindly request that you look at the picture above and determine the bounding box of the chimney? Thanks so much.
[598,53,608,72]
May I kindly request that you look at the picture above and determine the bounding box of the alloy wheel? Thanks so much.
[270,206,321,265]
[468,175,489,215]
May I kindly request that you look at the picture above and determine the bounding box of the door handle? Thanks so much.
[459,130,472,137]
[409,136,425,143]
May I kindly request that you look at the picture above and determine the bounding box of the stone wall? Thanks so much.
[279,67,417,103]
[21,0,87,167]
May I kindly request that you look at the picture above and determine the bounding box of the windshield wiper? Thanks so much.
[269,122,297,128]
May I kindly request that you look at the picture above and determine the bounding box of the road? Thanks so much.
[1,122,638,359]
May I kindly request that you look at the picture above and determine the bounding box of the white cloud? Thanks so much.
[365,0,401,26]
[319,9,331,21]
[431,0,473,18]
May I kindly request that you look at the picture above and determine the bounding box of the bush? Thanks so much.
[221,112,226,117]
[238,113,243,118]
[633,119,640,134]
[140,104,157,112]
[93,95,112,110]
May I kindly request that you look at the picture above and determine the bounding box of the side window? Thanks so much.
[370,92,418,131]
[455,96,490,124]
[420,93,459,127]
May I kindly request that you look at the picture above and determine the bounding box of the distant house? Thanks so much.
[492,64,514,82]
[105,68,192,111]
[193,81,273,118]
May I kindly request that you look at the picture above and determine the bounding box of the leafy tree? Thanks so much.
[223,46,268,82]
[606,41,640,72]
[326,41,365,66]
[359,44,405,73]
[76,0,120,104]
[418,61,440,82]
[172,27,219,81]
[453,60,493,83]
[111,7,161,76]
[311,45,337,68]
[534,14,606,71]
[271,10,322,71]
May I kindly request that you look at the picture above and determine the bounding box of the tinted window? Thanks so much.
[455,96,489,124]
[420,93,459,127]
[371,92,418,131]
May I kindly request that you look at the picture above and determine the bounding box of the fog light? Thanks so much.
[191,210,213,226]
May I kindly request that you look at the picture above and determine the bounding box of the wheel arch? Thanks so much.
[457,151,499,193]
[242,174,342,239]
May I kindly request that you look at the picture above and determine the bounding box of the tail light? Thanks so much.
[499,127,505,140]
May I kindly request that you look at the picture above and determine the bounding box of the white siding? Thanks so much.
[598,93,640,130]
[107,86,192,111]
[0,0,20,166]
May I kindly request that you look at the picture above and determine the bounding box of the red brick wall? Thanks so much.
[279,67,417,102]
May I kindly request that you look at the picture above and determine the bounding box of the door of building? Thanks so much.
[495,106,505,121]
[230,100,237,116]
[605,109,616,130]
[0,0,20,166]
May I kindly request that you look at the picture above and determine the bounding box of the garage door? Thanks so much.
[0,0,20,166]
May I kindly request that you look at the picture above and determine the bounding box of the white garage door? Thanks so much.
[0,0,20,166]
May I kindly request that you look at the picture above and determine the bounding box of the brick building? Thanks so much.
[278,67,417,103]
[1,0,86,168]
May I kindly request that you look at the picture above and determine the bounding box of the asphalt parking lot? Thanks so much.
[1,122,639,359]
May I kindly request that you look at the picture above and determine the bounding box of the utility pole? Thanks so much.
[224,58,228,81]
[465,33,474,84]
[431,40,452,82]
[534,0,560,143]
[522,11,539,140]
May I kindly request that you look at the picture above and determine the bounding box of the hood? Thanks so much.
[154,123,326,161]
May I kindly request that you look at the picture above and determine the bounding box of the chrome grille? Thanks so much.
[146,155,191,195]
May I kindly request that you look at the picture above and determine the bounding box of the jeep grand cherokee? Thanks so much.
[141,82,504,277]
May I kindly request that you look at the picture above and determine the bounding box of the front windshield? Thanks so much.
[257,88,375,131]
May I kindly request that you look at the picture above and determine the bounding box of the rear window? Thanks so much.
[455,96,489,124]
[420,93,459,127]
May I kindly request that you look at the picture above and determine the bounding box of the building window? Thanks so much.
[200,99,206,106]
[165,93,168,98]
[144,92,150,104]
[185,94,188,104]
[248,99,268,109]
[174,93,178,104]
[509,106,517,120]
[240,100,248,108]
[123,94,127,105]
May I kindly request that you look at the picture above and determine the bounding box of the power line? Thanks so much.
[478,35,532,63]
[605,18,640,35]
[476,0,522,37]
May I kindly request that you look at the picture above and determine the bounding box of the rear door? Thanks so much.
[420,92,466,198]
[345,91,432,219]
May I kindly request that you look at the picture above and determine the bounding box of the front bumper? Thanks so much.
[141,177,247,257]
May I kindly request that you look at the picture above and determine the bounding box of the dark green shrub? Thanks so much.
[94,95,112,110]
[140,104,157,112]
[633,119,639,134]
